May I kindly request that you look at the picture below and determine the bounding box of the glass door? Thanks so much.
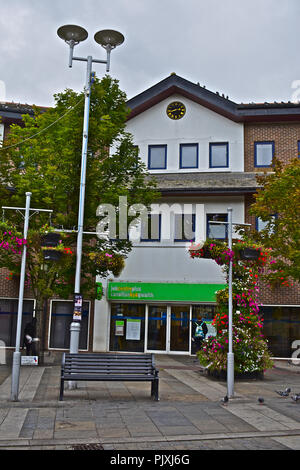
[147,305,167,352]
[169,305,190,352]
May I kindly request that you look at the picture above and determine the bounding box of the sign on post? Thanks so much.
[73,293,83,321]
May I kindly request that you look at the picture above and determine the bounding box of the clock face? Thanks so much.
[166,101,186,120]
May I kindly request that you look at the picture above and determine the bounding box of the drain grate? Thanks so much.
[71,443,104,450]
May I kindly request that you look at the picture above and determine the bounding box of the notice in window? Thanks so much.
[115,320,124,336]
[126,319,141,341]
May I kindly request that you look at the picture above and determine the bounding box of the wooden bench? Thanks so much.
[59,352,159,401]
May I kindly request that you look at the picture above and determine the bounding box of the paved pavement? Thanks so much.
[0,355,300,451]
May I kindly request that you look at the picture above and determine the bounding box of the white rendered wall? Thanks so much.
[93,197,244,351]
[126,94,244,173]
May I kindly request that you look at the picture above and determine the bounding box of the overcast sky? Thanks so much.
[1,0,300,107]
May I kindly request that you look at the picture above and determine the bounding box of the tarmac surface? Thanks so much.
[0,354,300,451]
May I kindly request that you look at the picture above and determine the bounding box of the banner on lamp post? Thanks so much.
[73,293,83,321]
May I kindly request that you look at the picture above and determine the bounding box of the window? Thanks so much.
[255,215,276,233]
[148,145,167,169]
[254,141,274,167]
[209,143,229,168]
[207,213,228,239]
[140,213,161,241]
[110,303,145,352]
[174,214,195,241]
[0,299,34,347]
[49,300,90,349]
[179,144,198,169]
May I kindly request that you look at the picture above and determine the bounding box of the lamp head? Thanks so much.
[94,29,124,49]
[57,25,88,44]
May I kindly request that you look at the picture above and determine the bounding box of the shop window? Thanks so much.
[110,303,145,352]
[0,299,34,347]
[207,213,228,239]
[174,214,195,241]
[49,300,90,350]
[262,306,300,357]
[254,141,274,167]
[179,144,198,169]
[148,145,167,170]
[209,143,229,168]
[140,213,161,241]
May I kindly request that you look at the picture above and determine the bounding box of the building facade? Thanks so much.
[0,75,299,359]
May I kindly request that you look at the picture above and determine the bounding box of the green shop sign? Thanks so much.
[107,282,226,303]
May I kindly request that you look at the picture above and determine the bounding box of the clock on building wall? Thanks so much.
[166,101,186,120]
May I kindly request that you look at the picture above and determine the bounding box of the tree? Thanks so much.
[0,75,158,357]
[249,158,300,285]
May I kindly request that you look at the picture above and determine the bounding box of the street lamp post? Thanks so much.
[209,210,251,399]
[57,25,124,366]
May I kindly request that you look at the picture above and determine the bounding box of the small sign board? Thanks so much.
[115,320,124,336]
[21,356,38,366]
[73,293,83,321]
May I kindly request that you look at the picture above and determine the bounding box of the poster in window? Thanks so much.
[115,320,124,336]
[126,319,141,340]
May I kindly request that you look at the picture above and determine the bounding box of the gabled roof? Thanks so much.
[126,74,300,123]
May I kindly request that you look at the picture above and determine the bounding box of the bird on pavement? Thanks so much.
[221,395,229,406]
[275,387,291,397]
[258,397,264,405]
[291,394,300,403]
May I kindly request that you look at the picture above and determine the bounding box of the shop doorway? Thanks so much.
[146,305,190,354]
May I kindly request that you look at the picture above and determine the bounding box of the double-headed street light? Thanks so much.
[57,25,124,364]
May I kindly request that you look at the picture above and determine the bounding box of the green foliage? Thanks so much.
[249,158,300,283]
[0,76,158,349]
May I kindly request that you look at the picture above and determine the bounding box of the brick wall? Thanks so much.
[244,187,300,307]
[244,122,300,171]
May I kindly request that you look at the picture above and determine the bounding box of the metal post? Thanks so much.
[68,56,92,368]
[227,207,234,398]
[10,192,31,401]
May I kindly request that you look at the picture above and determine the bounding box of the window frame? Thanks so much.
[254,141,275,168]
[179,143,199,169]
[209,142,229,168]
[206,213,228,240]
[174,213,196,242]
[140,213,162,242]
[148,144,167,170]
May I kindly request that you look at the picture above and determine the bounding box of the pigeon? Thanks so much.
[275,387,291,397]
[258,397,264,405]
[221,395,229,406]
[291,394,300,403]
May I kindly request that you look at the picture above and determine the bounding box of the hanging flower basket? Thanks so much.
[89,251,125,276]
[41,232,61,247]
[239,247,261,260]
[43,249,63,261]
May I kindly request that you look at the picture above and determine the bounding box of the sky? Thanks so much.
[1,0,300,107]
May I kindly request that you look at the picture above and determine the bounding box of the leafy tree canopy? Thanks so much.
[248,158,300,284]
[0,76,158,349]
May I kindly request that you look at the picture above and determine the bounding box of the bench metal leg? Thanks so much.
[151,378,159,401]
[59,379,64,401]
